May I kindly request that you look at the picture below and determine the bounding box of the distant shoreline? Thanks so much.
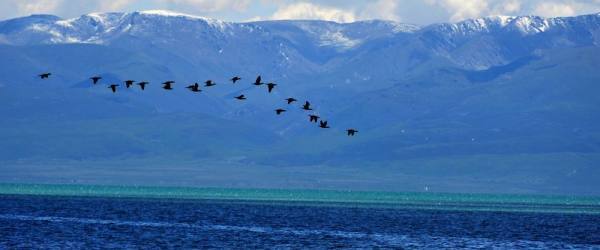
[1,183,599,214]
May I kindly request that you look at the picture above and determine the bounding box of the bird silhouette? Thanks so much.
[204,80,216,87]
[319,120,330,128]
[124,80,134,88]
[39,73,51,79]
[231,76,241,83]
[286,98,297,104]
[137,81,149,90]
[346,129,358,136]
[90,76,101,84]
[253,75,263,85]
[275,108,286,115]
[302,101,312,110]
[186,82,198,89]
[309,115,320,123]
[186,83,201,92]
[267,83,277,93]
[108,84,118,93]
[162,82,173,90]
[235,94,246,100]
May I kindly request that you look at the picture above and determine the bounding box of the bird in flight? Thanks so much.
[186,82,198,89]
[302,101,312,110]
[187,83,201,92]
[308,115,319,123]
[124,80,135,88]
[137,81,149,90]
[204,80,216,87]
[235,94,246,100]
[266,83,277,93]
[319,120,330,128]
[275,109,286,115]
[231,76,241,83]
[346,129,358,136]
[90,76,101,84]
[253,75,263,86]
[162,81,174,90]
[286,98,297,104]
[39,73,51,79]
[108,84,118,93]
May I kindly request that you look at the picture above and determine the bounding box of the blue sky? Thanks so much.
[1,0,600,24]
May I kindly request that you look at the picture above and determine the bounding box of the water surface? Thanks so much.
[1,184,599,248]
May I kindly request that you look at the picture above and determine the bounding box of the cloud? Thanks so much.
[244,16,263,22]
[492,0,521,14]
[531,1,600,18]
[159,0,252,12]
[426,0,600,22]
[269,0,403,23]
[270,2,356,23]
[1,0,600,24]
[99,0,136,12]
[533,2,576,17]
[14,0,64,15]
[425,0,489,21]
[359,0,401,21]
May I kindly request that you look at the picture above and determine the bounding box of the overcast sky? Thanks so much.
[1,0,600,24]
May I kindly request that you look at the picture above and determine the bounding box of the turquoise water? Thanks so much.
[1,183,599,214]
[1,183,600,248]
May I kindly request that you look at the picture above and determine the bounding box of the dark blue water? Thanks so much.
[1,195,599,248]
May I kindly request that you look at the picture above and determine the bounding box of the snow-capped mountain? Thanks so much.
[1,11,600,194]
[1,11,599,69]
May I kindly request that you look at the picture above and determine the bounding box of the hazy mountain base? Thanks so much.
[1,13,600,195]
[2,152,599,195]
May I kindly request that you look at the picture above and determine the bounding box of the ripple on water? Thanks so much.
[0,195,599,248]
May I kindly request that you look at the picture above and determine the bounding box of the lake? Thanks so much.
[0,184,599,248]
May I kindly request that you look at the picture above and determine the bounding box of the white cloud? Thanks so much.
[359,0,402,21]
[493,0,521,14]
[244,16,263,22]
[424,0,596,22]
[159,0,251,12]
[1,0,600,24]
[533,2,576,17]
[15,0,64,15]
[271,2,356,23]
[99,0,136,12]
[426,0,490,22]
[269,0,403,23]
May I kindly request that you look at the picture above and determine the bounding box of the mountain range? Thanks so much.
[1,10,599,195]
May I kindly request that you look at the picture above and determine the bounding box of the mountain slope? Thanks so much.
[1,11,599,195]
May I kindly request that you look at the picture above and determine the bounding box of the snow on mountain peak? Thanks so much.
[139,10,202,19]
[137,10,229,30]
[390,22,420,33]
[2,10,599,52]
[319,31,361,49]
[511,16,552,34]
[434,14,574,36]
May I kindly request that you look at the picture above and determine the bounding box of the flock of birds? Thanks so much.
[38,72,359,136]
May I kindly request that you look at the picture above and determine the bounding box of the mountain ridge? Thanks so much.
[2,10,599,45]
